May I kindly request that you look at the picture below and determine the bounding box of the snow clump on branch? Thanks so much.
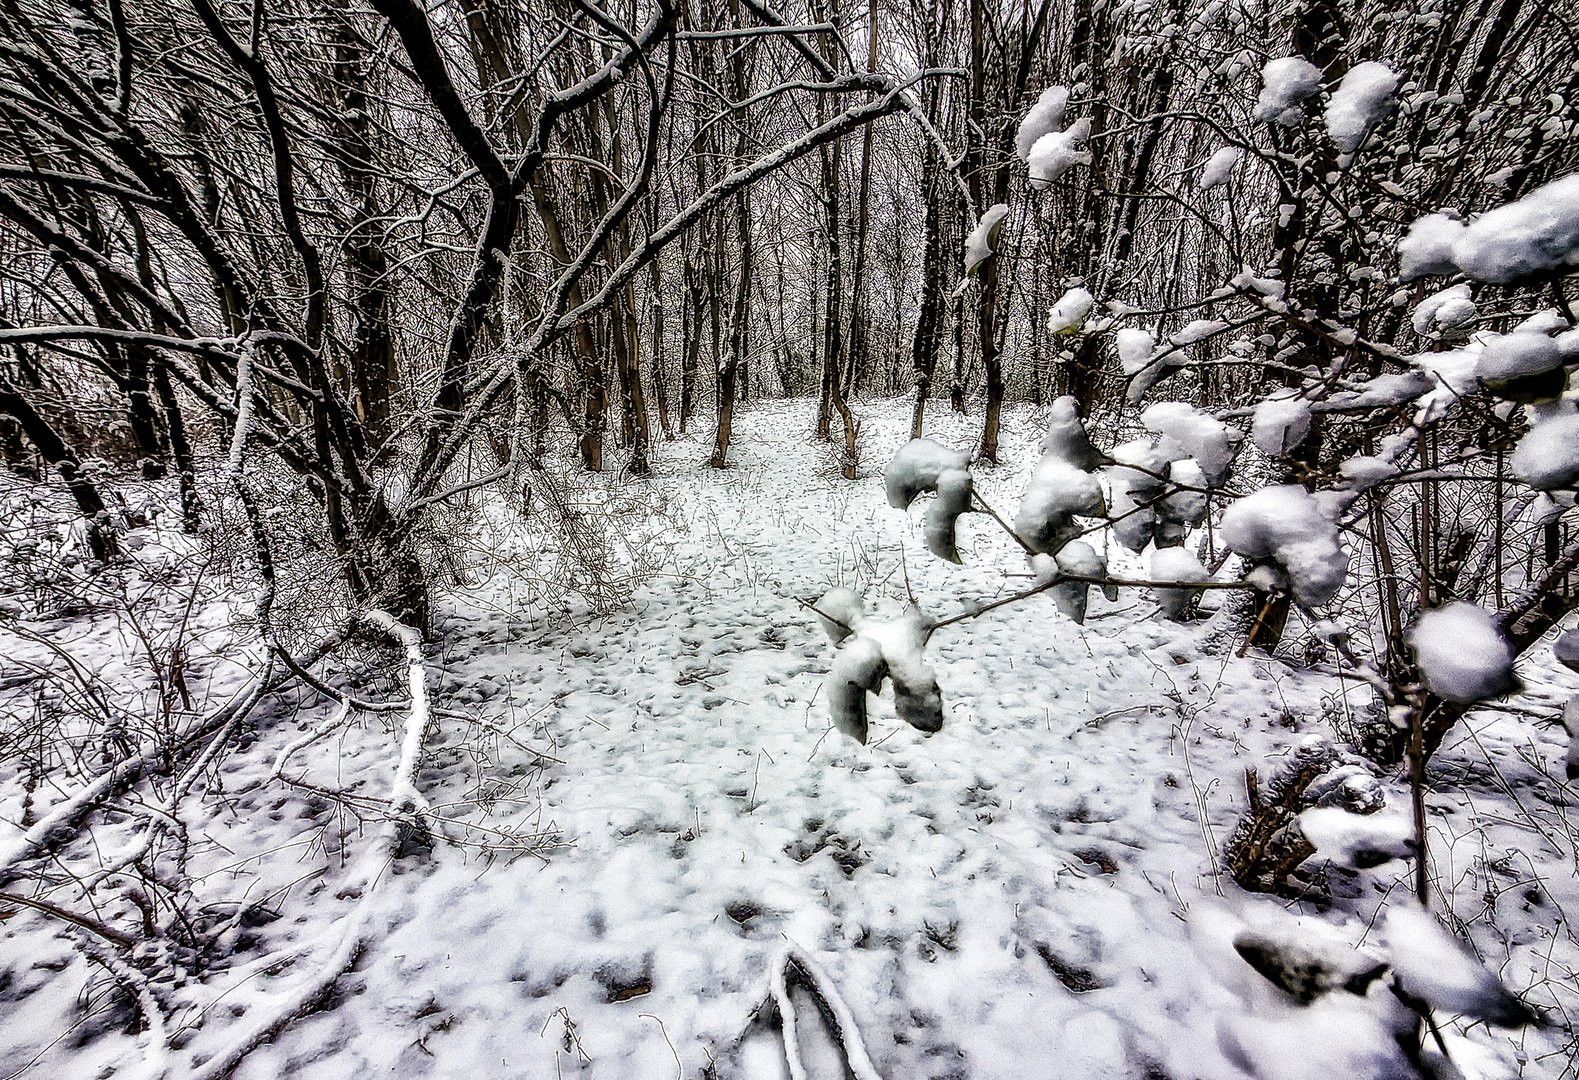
[815,593,944,744]
[1151,547,1209,620]
[1322,61,1396,154]
[1219,485,1348,605]
[1014,397,1106,554]
[1140,401,1239,485]
[1199,146,1243,190]
[1027,118,1092,187]
[963,203,1008,275]
[1255,56,1324,125]
[1251,394,1312,458]
[1408,601,1519,703]
[884,438,975,562]
[1410,283,1476,337]
[1046,287,1094,334]
[1512,409,1579,491]
[1399,173,1579,283]
[1015,86,1069,161]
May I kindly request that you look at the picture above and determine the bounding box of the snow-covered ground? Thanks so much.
[2,399,1575,1079]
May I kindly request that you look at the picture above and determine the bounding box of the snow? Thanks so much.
[1517,308,1571,336]
[1410,283,1476,336]
[884,437,970,510]
[1140,401,1238,485]
[1053,539,1105,584]
[1322,62,1396,153]
[1255,56,1324,125]
[1150,547,1209,620]
[1397,212,1465,280]
[1296,807,1414,868]
[768,946,883,1080]
[1116,328,1156,374]
[1036,395,1102,470]
[1015,455,1105,553]
[1475,331,1564,383]
[227,345,255,478]
[1027,118,1091,187]
[1563,696,1579,780]
[825,634,887,744]
[3,402,1576,1080]
[1511,410,1579,490]
[813,586,865,643]
[1409,602,1518,703]
[1231,269,1285,300]
[1198,146,1243,190]
[1400,173,1579,283]
[1386,902,1535,1026]
[962,204,1008,275]
[1117,327,1166,402]
[1411,346,1481,425]
[1014,86,1069,162]
[1556,629,1579,673]
[1106,439,1169,552]
[1337,455,1398,491]
[885,439,975,563]
[1219,485,1348,605]
[360,608,432,816]
[1046,286,1094,334]
[1171,318,1228,345]
[1250,394,1312,457]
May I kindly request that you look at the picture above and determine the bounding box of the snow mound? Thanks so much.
[1479,331,1564,378]
[1555,629,1579,673]
[885,438,970,509]
[1016,456,1105,554]
[1298,807,1415,869]
[1037,395,1103,470]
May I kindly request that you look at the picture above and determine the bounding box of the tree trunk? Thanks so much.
[711,193,752,469]
[0,387,118,561]
[650,260,674,439]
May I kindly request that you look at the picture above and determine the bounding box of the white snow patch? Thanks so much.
[1323,62,1396,153]
[1015,86,1069,161]
[1410,602,1517,703]
[963,203,1008,274]
[1255,56,1324,125]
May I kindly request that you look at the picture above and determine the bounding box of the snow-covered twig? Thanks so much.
[359,608,431,818]
[768,944,883,1080]
[181,608,438,1080]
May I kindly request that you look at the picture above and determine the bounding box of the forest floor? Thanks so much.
[2,399,1576,1079]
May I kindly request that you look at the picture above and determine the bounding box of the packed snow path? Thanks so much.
[3,401,1574,1079]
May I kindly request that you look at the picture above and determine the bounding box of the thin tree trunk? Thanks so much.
[650,260,674,439]
[0,387,118,561]
[712,193,752,468]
